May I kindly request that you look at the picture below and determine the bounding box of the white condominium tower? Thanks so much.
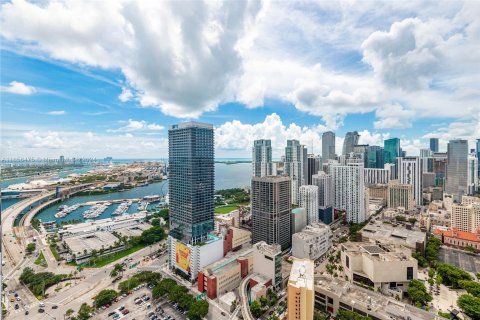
[332,161,365,223]
[312,171,334,208]
[299,185,319,225]
[364,168,390,186]
[397,157,424,206]
[252,139,273,177]
[285,140,307,204]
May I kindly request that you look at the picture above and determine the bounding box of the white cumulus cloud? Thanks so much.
[1,81,36,95]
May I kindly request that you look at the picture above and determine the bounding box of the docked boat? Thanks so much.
[112,200,132,216]
[137,200,149,211]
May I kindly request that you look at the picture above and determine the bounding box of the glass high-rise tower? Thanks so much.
[445,139,468,202]
[342,131,360,156]
[430,138,439,153]
[322,131,335,165]
[168,122,214,243]
[384,138,400,164]
[252,139,273,177]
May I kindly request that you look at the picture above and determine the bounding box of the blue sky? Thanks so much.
[1,1,479,159]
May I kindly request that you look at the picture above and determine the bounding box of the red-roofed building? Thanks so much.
[433,228,480,250]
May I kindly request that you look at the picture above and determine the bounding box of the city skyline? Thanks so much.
[1,1,479,159]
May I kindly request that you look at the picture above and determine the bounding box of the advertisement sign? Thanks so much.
[175,242,191,273]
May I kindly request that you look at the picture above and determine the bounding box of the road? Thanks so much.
[239,274,255,320]
[8,242,166,319]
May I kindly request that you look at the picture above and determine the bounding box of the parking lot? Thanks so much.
[438,247,480,274]
[94,285,187,320]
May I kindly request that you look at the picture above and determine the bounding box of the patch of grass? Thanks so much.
[49,244,61,261]
[214,204,238,214]
[71,245,145,268]
[34,251,48,267]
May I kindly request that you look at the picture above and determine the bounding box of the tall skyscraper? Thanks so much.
[367,145,384,168]
[307,154,320,185]
[252,139,273,177]
[332,161,365,223]
[433,152,447,187]
[430,138,439,153]
[251,176,292,250]
[287,259,314,320]
[168,122,214,243]
[397,157,424,206]
[321,131,335,165]
[299,185,319,225]
[312,171,334,224]
[342,131,360,156]
[445,139,469,202]
[477,139,480,180]
[285,140,307,204]
[384,138,400,164]
[467,153,478,195]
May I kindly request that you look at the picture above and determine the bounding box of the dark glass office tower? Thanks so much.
[430,138,439,153]
[445,139,468,202]
[477,139,480,179]
[342,131,360,155]
[367,146,384,168]
[168,122,214,243]
[322,131,335,165]
[384,138,400,164]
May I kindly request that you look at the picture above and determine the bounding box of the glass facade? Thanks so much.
[445,139,468,201]
[168,122,214,243]
[384,138,400,164]
[367,146,384,168]
[430,138,439,152]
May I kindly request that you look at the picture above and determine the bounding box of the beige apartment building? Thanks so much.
[387,180,414,210]
[451,202,480,232]
[287,259,314,320]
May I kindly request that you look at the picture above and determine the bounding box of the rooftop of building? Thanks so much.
[361,219,426,247]
[289,259,314,290]
[341,241,413,262]
[293,223,331,240]
[64,231,119,254]
[203,247,252,276]
[59,212,147,235]
[433,228,480,242]
[315,275,440,320]
[169,121,213,130]
[251,175,291,182]
[253,241,281,256]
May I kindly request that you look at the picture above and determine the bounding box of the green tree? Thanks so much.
[118,278,140,293]
[66,309,75,316]
[94,289,117,307]
[457,294,480,319]
[77,303,93,320]
[459,280,480,297]
[425,237,442,264]
[259,296,268,308]
[436,263,472,288]
[110,263,125,278]
[151,218,161,226]
[250,300,263,318]
[169,284,188,303]
[26,243,36,254]
[407,280,432,305]
[188,299,209,320]
[153,278,177,298]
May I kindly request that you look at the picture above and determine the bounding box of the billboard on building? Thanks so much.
[175,242,191,273]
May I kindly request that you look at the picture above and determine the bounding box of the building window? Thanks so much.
[407,267,413,280]
[346,255,350,269]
